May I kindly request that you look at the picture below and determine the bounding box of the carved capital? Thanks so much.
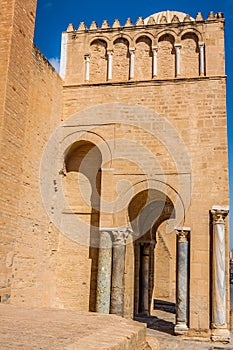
[174,43,182,50]
[176,227,190,242]
[211,208,229,224]
[112,228,131,246]
[142,242,151,256]
[84,53,90,61]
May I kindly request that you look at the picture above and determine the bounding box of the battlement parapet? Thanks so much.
[66,11,224,33]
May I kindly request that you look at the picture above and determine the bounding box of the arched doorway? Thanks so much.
[128,189,175,320]
[64,140,102,312]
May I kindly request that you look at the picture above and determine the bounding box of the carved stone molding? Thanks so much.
[175,227,190,243]
[211,207,229,224]
[112,228,131,246]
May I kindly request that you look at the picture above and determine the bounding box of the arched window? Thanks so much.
[157,34,175,79]
[113,38,130,81]
[135,36,152,80]
[181,33,199,77]
[90,39,107,82]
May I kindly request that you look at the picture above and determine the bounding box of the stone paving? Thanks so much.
[1,304,233,349]
[138,309,233,350]
[0,304,149,350]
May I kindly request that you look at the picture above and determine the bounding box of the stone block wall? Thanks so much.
[62,12,225,85]
[0,0,37,302]
[0,3,229,338]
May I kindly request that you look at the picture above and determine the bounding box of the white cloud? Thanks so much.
[49,57,60,73]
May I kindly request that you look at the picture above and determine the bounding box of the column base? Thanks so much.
[174,322,189,335]
[211,327,230,343]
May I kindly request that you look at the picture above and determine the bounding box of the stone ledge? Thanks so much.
[0,305,150,350]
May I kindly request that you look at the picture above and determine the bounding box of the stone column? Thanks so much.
[96,229,112,314]
[152,46,158,77]
[141,242,150,315]
[107,50,113,80]
[129,48,135,79]
[84,53,90,81]
[175,44,181,77]
[211,206,230,342]
[175,227,190,335]
[199,42,205,76]
[110,228,130,316]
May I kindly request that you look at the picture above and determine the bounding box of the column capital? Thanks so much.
[129,47,135,53]
[211,206,229,224]
[174,43,182,49]
[107,50,113,55]
[152,46,158,51]
[112,227,132,246]
[142,242,151,255]
[199,42,205,48]
[175,227,190,242]
[84,53,90,60]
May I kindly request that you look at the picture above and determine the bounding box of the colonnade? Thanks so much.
[84,42,205,81]
[95,206,229,342]
[96,227,131,316]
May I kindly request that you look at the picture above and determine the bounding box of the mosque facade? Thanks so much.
[0,0,230,341]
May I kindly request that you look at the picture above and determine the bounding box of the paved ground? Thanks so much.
[1,304,233,349]
[0,304,148,350]
[137,308,233,350]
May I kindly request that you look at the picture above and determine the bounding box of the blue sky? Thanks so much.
[34,0,233,248]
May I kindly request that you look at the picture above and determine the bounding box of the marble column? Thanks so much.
[141,243,150,315]
[211,206,230,342]
[84,54,90,81]
[96,229,112,314]
[107,50,113,80]
[199,42,205,76]
[110,228,130,316]
[129,48,135,79]
[175,44,181,77]
[152,46,158,77]
[175,227,190,335]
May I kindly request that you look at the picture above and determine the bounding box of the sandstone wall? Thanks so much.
[0,0,37,302]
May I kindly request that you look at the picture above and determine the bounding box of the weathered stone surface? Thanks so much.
[0,304,150,350]
[0,2,229,340]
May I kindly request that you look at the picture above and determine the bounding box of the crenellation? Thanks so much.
[147,16,156,25]
[207,11,216,20]
[112,19,121,28]
[160,15,167,24]
[183,14,192,22]
[101,19,110,29]
[124,18,133,27]
[196,12,204,21]
[90,21,98,30]
[136,17,144,26]
[78,21,87,31]
[0,3,230,343]
[66,23,75,32]
[63,10,225,85]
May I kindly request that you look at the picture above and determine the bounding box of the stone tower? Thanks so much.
[0,0,37,302]
[0,5,230,342]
